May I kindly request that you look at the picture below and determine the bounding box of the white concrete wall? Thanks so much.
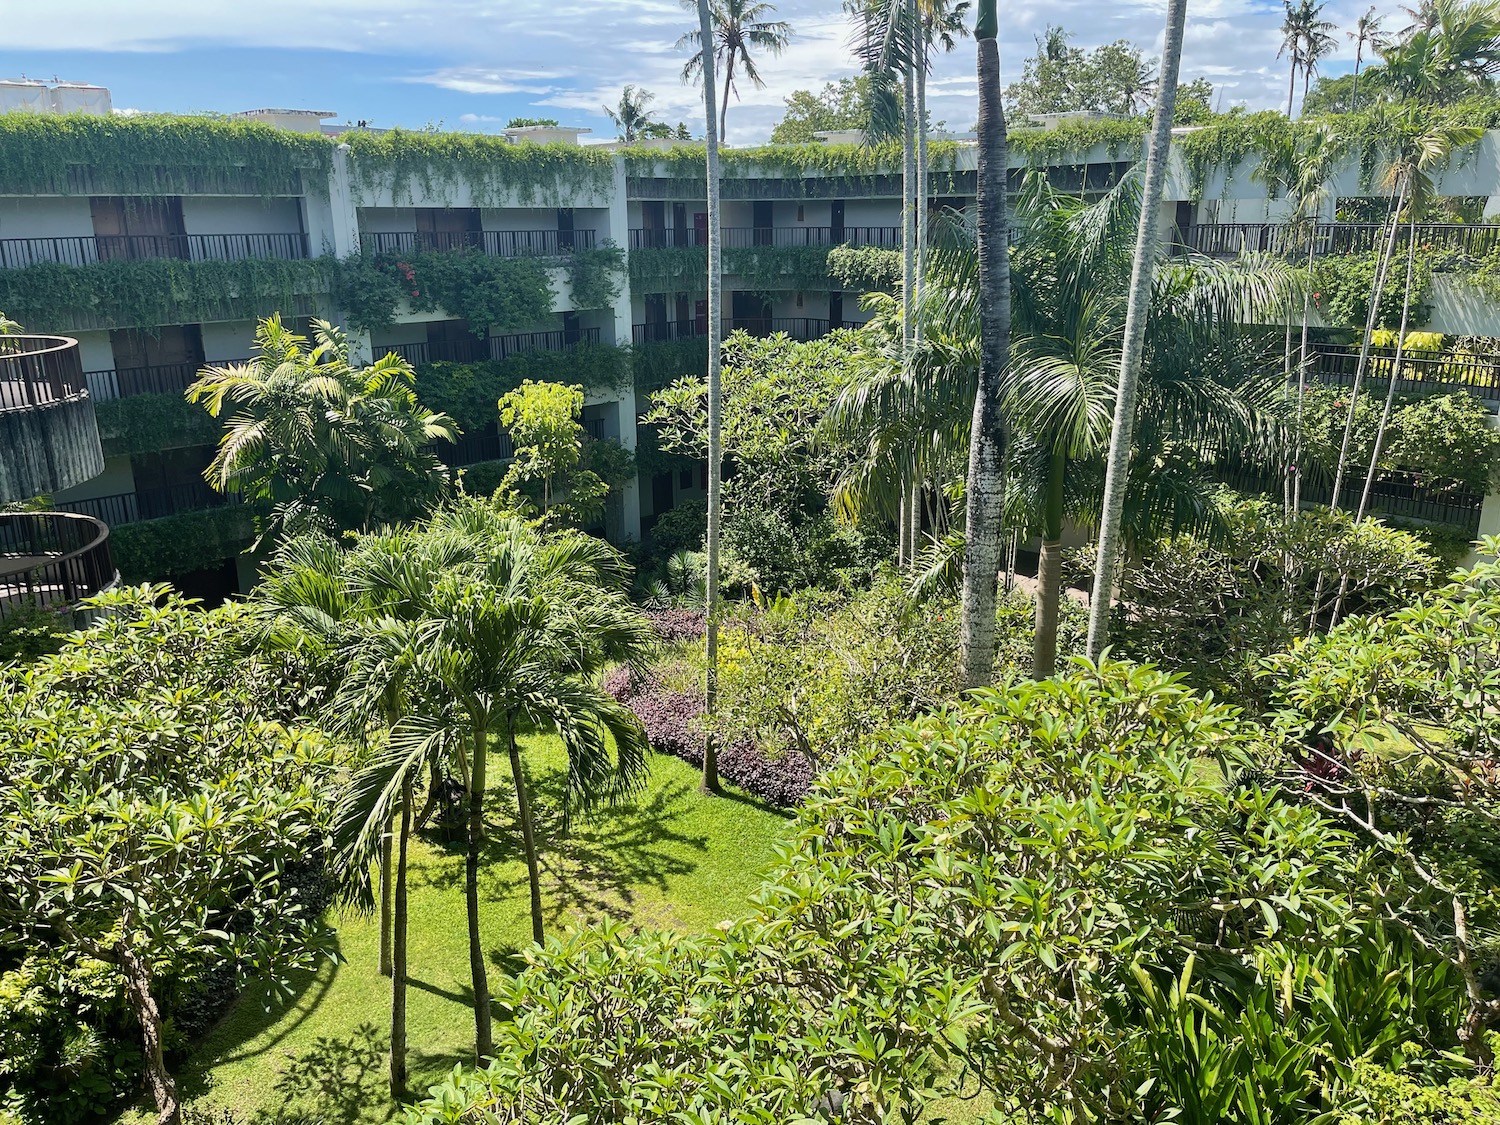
[201,321,256,363]
[0,196,95,239]
[181,197,302,237]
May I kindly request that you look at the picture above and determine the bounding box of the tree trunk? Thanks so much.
[901,50,917,354]
[119,941,179,1125]
[898,490,910,566]
[390,774,412,1098]
[507,722,545,945]
[1293,235,1318,510]
[959,0,1011,689]
[1287,61,1297,118]
[915,3,929,334]
[466,722,492,1061]
[1033,450,1067,680]
[1086,0,1188,662]
[1352,55,1362,112]
[379,818,393,978]
[1357,212,1419,523]
[697,0,723,796]
[908,480,922,561]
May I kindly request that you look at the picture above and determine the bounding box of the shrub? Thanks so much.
[645,498,707,557]
[0,600,69,664]
[644,607,705,643]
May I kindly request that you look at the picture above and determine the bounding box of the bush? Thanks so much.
[645,498,706,557]
[0,600,69,663]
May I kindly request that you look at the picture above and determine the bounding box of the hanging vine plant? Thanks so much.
[568,241,626,310]
[111,505,254,583]
[828,245,902,292]
[412,344,631,431]
[629,244,838,294]
[0,256,334,333]
[629,245,710,291]
[332,250,553,334]
[342,131,615,206]
[95,393,222,457]
[0,113,332,198]
[1008,117,1149,164]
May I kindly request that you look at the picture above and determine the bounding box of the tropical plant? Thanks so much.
[1280,0,1339,116]
[1381,0,1500,103]
[325,503,653,1061]
[1351,7,1387,110]
[188,315,459,544]
[496,380,607,526]
[1086,0,1190,661]
[678,0,793,140]
[604,85,663,143]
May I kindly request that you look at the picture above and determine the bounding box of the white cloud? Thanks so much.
[10,0,1397,142]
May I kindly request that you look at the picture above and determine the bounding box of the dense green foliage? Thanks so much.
[0,589,338,1124]
[827,244,902,291]
[0,112,332,197]
[0,601,69,664]
[410,345,631,432]
[0,256,331,333]
[495,380,608,525]
[769,77,874,144]
[1004,24,1215,119]
[94,393,221,456]
[109,505,254,582]
[332,250,554,335]
[1312,249,1437,330]
[342,131,615,206]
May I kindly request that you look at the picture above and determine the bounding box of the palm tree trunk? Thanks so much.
[720,54,733,142]
[1352,54,1362,111]
[1033,450,1067,680]
[915,4,929,331]
[898,490,910,566]
[465,721,492,1061]
[389,774,412,1098]
[902,53,917,353]
[379,819,393,978]
[1287,61,1297,118]
[697,0,724,796]
[1294,235,1318,510]
[908,479,921,560]
[1086,0,1188,662]
[959,0,1011,688]
[506,723,545,945]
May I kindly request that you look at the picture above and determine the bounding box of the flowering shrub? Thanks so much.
[644,607,705,643]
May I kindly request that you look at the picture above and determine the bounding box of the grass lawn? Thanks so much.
[120,734,791,1125]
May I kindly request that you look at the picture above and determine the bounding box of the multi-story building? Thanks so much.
[3,91,1499,598]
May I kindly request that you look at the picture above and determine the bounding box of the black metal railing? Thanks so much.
[629,225,903,251]
[1186,222,1500,259]
[0,232,310,269]
[1223,464,1483,535]
[1310,342,1500,398]
[55,481,230,526]
[360,229,598,258]
[433,426,515,468]
[631,318,854,345]
[380,327,602,367]
[0,335,87,411]
[0,512,115,611]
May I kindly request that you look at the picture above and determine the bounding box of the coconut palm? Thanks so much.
[604,85,663,143]
[1381,0,1500,103]
[1086,0,1190,661]
[188,315,458,545]
[683,0,726,794]
[1350,7,1386,109]
[678,0,792,140]
[1279,0,1337,116]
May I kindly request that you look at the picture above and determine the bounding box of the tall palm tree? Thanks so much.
[685,0,726,794]
[960,0,1008,686]
[679,0,792,140]
[1381,0,1500,103]
[605,85,663,143]
[1085,0,1189,662]
[1301,13,1339,106]
[1350,7,1386,109]
[188,315,458,545]
[1279,0,1337,116]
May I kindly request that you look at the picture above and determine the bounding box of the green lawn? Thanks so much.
[123,735,791,1125]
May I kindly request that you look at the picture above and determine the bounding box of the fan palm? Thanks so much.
[188,315,458,545]
[678,0,792,140]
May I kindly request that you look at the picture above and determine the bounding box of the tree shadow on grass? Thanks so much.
[260,1021,392,1125]
[421,771,712,930]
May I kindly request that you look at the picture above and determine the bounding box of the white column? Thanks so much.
[608,155,641,541]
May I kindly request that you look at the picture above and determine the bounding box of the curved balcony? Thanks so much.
[0,334,105,503]
[0,511,117,614]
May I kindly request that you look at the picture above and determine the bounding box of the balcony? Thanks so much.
[632,318,855,345]
[0,511,116,614]
[380,327,602,367]
[0,335,105,501]
[0,233,311,269]
[1224,464,1483,536]
[360,230,598,258]
[56,481,231,527]
[1184,222,1500,259]
[628,226,902,251]
[1309,342,1500,399]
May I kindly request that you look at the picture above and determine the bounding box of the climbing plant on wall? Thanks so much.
[827,245,902,292]
[342,131,615,206]
[0,257,334,333]
[629,245,837,294]
[331,250,554,334]
[0,113,332,198]
[110,505,254,582]
[95,394,222,457]
[568,242,626,310]
[410,345,631,432]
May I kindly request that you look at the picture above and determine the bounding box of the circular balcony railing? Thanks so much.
[0,511,117,613]
[0,333,88,412]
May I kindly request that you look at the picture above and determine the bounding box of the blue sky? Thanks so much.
[0,1,1376,143]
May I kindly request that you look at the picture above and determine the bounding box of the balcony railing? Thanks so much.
[379,327,603,367]
[1310,342,1500,398]
[0,512,115,612]
[0,334,87,411]
[56,481,230,527]
[360,229,599,258]
[0,232,311,269]
[436,426,516,468]
[629,226,902,251]
[1185,222,1500,259]
[632,318,857,345]
[1223,464,1483,535]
